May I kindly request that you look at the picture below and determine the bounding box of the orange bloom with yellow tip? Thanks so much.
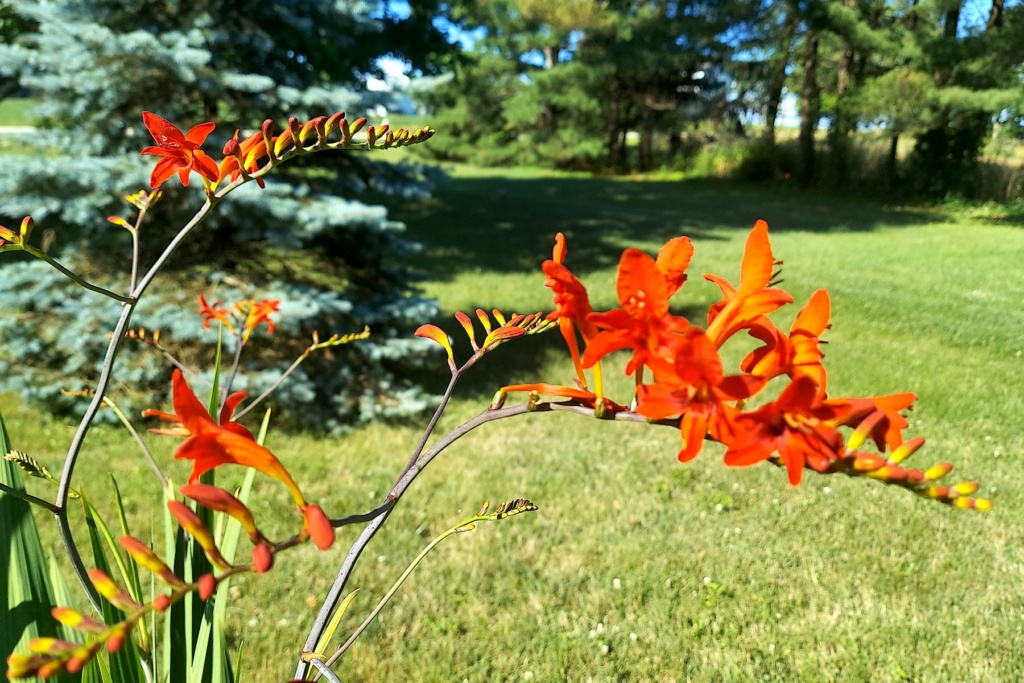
[703,219,793,348]
[723,375,856,485]
[198,295,280,342]
[144,370,307,508]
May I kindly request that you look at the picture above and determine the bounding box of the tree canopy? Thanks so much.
[416,0,1023,196]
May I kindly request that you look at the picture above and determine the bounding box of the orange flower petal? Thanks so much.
[656,235,694,296]
[178,430,307,508]
[616,248,668,318]
[739,219,774,295]
[793,288,830,335]
[171,369,217,436]
[185,121,216,146]
[415,324,454,360]
[142,111,187,147]
[552,232,568,264]
[181,483,260,539]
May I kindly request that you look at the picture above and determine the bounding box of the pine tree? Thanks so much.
[422,0,755,171]
[0,0,451,431]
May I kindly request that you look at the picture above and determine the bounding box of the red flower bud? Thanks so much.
[303,504,335,550]
[106,634,125,654]
[198,573,218,601]
[252,543,274,573]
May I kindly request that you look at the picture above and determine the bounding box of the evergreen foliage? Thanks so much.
[420,0,754,171]
[0,1,452,430]
[415,1,1023,197]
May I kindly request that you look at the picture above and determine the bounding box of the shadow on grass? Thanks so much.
[383,174,947,283]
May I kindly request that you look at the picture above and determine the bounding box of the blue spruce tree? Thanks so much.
[0,0,451,431]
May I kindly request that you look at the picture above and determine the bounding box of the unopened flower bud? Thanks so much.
[303,504,335,550]
[252,543,274,573]
[198,573,218,600]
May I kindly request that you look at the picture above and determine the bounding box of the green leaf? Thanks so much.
[81,494,138,608]
[0,408,62,683]
[306,589,360,679]
[82,491,145,683]
[208,327,223,418]
[160,491,186,683]
[110,478,144,605]
[48,555,81,645]
[82,653,112,683]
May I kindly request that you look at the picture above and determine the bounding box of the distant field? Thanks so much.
[5,167,1023,682]
[0,97,35,126]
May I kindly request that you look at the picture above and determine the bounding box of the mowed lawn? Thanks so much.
[5,167,1024,682]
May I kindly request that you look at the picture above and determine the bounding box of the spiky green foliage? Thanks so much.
[0,411,66,682]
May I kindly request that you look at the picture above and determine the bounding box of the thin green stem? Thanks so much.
[232,350,310,421]
[24,245,132,303]
[102,397,168,491]
[58,199,217,611]
[318,517,480,674]
[0,480,62,513]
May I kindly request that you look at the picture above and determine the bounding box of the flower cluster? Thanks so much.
[198,294,280,342]
[501,222,990,508]
[8,368,335,678]
[140,110,435,191]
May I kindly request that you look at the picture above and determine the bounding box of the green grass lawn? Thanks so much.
[5,169,1024,682]
[0,98,36,126]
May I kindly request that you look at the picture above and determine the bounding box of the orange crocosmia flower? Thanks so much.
[237,298,280,341]
[742,288,831,394]
[583,246,690,377]
[144,370,308,508]
[198,294,234,332]
[139,112,220,189]
[831,392,917,452]
[543,233,596,387]
[635,328,764,462]
[723,375,855,485]
[218,130,269,188]
[703,220,793,348]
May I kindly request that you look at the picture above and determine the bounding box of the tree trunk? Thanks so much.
[639,101,653,172]
[542,45,559,70]
[607,80,625,171]
[797,27,819,187]
[988,0,1004,30]
[943,5,961,39]
[886,133,899,188]
[829,1,856,185]
[763,3,798,147]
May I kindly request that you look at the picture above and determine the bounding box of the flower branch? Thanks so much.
[311,499,539,679]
